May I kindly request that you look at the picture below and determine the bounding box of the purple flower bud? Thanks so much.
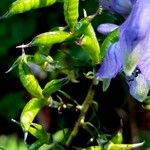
[96,42,122,78]
[97,23,119,35]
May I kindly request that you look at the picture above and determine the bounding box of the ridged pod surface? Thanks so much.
[20,98,45,132]
[2,0,57,18]
[64,0,79,29]
[31,31,72,46]
[81,23,100,64]
[19,60,43,98]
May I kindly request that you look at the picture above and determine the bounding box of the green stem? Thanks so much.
[65,83,95,147]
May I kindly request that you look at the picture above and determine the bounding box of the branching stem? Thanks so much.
[65,83,95,147]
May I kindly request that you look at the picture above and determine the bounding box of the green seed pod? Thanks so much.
[80,35,100,65]
[74,14,96,36]
[19,60,43,98]
[20,98,45,132]
[32,31,73,46]
[17,31,72,48]
[101,28,119,59]
[1,0,57,19]
[80,23,100,64]
[42,78,68,97]
[63,0,79,29]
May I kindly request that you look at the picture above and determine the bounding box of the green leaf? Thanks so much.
[28,123,49,141]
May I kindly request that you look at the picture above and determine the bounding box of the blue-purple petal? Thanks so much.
[96,42,122,78]
[100,0,132,16]
[127,73,149,102]
[138,52,150,85]
[119,0,150,75]
[112,0,132,16]
[130,0,136,4]
[97,23,119,35]
[100,0,112,11]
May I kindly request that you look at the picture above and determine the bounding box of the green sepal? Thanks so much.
[101,28,119,59]
[28,123,49,141]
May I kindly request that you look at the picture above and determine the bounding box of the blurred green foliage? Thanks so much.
[0,1,37,56]
[0,135,27,150]
[0,92,25,121]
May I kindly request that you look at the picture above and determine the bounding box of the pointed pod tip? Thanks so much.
[11,118,21,126]
[0,11,10,20]
[132,141,145,148]
[0,16,6,20]
[83,9,87,17]
[24,132,28,142]
[16,43,31,49]
[5,69,11,74]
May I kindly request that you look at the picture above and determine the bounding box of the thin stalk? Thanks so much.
[65,83,95,147]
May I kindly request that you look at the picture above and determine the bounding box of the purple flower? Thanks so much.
[100,0,133,16]
[97,23,119,35]
[97,0,150,102]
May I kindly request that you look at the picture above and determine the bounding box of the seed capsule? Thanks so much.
[1,0,57,19]
[80,23,100,64]
[20,98,45,132]
[16,31,72,48]
[19,58,43,98]
[63,0,79,29]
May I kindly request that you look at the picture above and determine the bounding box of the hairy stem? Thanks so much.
[65,83,95,147]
